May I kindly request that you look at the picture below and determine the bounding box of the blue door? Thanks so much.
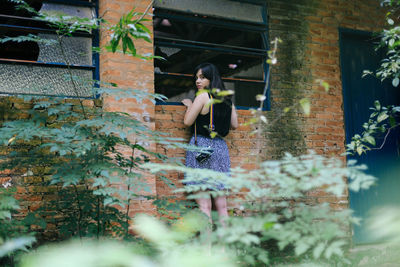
[339,29,400,244]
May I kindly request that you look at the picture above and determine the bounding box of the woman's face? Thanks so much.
[195,69,210,90]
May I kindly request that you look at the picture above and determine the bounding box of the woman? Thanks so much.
[182,63,238,226]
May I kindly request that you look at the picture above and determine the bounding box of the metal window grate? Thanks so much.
[0,0,99,97]
[153,0,269,109]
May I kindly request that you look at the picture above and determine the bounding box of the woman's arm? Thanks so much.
[182,92,209,126]
[230,105,238,130]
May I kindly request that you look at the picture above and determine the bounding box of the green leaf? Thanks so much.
[295,241,310,256]
[299,98,311,116]
[122,35,128,53]
[111,35,120,52]
[321,81,330,92]
[196,89,209,96]
[374,100,381,111]
[125,36,136,55]
[136,23,151,34]
[210,131,217,138]
[104,197,114,206]
[364,135,376,146]
[0,236,35,258]
[377,112,389,123]
[324,240,345,258]
[392,77,399,87]
[142,36,152,43]
[264,222,274,230]
[257,253,269,264]
[256,94,266,101]
[0,210,11,219]
[362,70,373,78]
[313,242,326,259]
[389,116,396,127]
[243,254,255,265]
[356,146,364,155]
[215,89,234,97]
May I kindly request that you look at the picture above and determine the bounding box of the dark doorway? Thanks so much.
[340,29,400,244]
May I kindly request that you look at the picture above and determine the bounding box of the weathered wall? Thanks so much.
[0,0,388,239]
[99,0,157,217]
[0,97,100,240]
[267,0,386,157]
[154,106,267,203]
[154,0,386,211]
[1,0,158,240]
[266,0,386,209]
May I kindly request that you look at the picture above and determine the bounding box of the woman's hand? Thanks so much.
[182,99,193,108]
[230,105,238,130]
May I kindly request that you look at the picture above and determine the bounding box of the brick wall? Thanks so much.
[154,106,267,204]
[266,0,386,209]
[99,0,157,217]
[0,0,389,238]
[153,0,387,210]
[0,97,101,240]
[267,0,385,157]
[0,0,159,241]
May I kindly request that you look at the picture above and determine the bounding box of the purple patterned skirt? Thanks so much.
[185,135,230,190]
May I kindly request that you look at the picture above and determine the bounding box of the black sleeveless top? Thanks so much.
[192,97,232,138]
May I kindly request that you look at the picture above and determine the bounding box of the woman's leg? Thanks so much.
[196,196,212,252]
[214,196,228,227]
[196,197,212,222]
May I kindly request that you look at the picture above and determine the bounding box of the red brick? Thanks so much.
[0,0,387,233]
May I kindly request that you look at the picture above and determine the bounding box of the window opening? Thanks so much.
[0,0,98,98]
[153,0,268,109]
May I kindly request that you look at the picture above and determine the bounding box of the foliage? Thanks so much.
[363,0,400,87]
[349,244,400,267]
[348,0,400,155]
[0,1,383,267]
[0,0,177,247]
[107,8,150,56]
[0,186,35,264]
[145,151,376,266]
[19,213,235,267]
[343,2,400,265]
[346,100,400,155]
[365,206,400,244]
[347,206,400,266]
[0,90,185,241]
[4,0,157,60]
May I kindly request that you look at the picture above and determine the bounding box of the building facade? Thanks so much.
[1,0,398,244]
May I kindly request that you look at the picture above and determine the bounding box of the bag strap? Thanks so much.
[194,94,214,145]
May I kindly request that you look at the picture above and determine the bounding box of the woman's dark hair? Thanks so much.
[193,63,226,91]
[193,63,233,136]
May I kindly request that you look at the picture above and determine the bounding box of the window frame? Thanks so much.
[0,0,99,99]
[154,0,270,110]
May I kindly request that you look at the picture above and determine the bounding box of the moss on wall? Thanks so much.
[265,0,318,158]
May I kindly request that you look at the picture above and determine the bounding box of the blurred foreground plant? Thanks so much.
[0,0,179,246]
[145,151,376,266]
[19,213,236,267]
[0,186,35,265]
[349,0,400,155]
[347,206,400,266]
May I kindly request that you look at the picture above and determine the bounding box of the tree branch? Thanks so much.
[370,124,400,150]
